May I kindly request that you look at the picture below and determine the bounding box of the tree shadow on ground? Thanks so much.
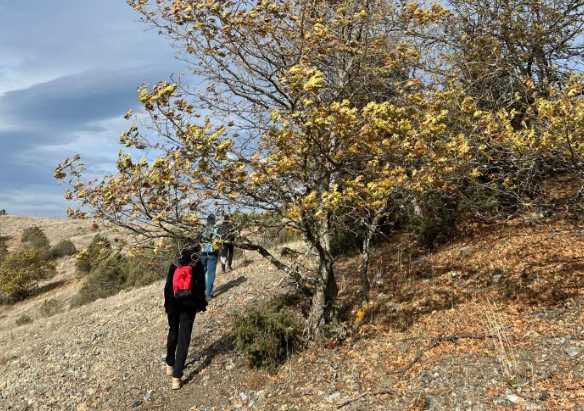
[213,276,247,298]
[183,334,235,384]
[335,246,463,331]
[29,279,67,298]
[338,246,584,333]
[234,258,254,269]
[334,221,584,336]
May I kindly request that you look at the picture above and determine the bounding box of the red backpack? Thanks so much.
[172,265,193,299]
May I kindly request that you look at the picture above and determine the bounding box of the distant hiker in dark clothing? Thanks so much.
[164,246,207,390]
[219,214,236,273]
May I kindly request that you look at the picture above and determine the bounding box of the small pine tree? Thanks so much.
[76,235,111,274]
[0,235,10,263]
[0,247,56,300]
[21,226,50,250]
[73,253,128,306]
[49,239,77,259]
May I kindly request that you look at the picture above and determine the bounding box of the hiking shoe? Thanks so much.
[165,365,173,376]
[171,377,182,390]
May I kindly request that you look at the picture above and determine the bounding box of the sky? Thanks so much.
[0,1,183,217]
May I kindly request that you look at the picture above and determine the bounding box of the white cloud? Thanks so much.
[0,0,185,216]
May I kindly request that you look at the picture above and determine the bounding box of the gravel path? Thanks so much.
[0,252,285,410]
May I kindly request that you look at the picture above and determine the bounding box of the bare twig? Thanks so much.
[337,393,368,408]
[396,333,498,374]
[337,390,392,409]
[398,332,501,343]
[483,299,518,380]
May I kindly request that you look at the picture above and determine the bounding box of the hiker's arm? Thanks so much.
[164,264,175,309]
[193,261,207,310]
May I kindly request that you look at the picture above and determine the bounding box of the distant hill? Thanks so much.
[0,214,117,251]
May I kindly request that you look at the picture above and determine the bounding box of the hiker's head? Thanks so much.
[206,214,216,226]
[190,243,201,260]
[178,244,200,265]
[177,248,192,265]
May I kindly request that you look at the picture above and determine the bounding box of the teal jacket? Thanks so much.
[200,224,219,254]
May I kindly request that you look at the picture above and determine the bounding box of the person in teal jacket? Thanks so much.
[200,214,219,299]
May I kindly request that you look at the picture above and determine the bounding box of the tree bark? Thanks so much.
[306,216,338,337]
[359,235,372,302]
[359,205,388,302]
[307,256,337,337]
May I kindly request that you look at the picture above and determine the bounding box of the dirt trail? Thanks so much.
[0,251,285,411]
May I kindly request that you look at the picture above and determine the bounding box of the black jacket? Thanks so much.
[164,260,207,314]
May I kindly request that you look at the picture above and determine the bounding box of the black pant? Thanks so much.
[166,310,196,378]
[221,243,234,272]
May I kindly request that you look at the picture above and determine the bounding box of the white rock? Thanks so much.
[566,346,580,357]
[326,391,341,403]
[505,393,521,404]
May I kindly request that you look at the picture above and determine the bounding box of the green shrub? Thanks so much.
[233,298,302,369]
[88,235,111,254]
[0,248,56,300]
[75,250,92,274]
[0,235,10,263]
[39,298,63,317]
[49,240,77,259]
[76,235,111,274]
[72,253,128,306]
[410,192,458,249]
[21,226,50,250]
[0,291,14,305]
[329,228,361,257]
[124,248,172,288]
[71,241,174,307]
[15,314,33,326]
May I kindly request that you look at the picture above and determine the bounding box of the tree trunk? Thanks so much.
[359,235,372,302]
[359,208,387,302]
[306,214,338,337]
[307,256,337,337]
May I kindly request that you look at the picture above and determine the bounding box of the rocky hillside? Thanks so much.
[0,215,120,332]
[1,215,583,410]
[0,247,284,410]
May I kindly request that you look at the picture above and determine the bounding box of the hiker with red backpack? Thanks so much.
[164,245,207,390]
